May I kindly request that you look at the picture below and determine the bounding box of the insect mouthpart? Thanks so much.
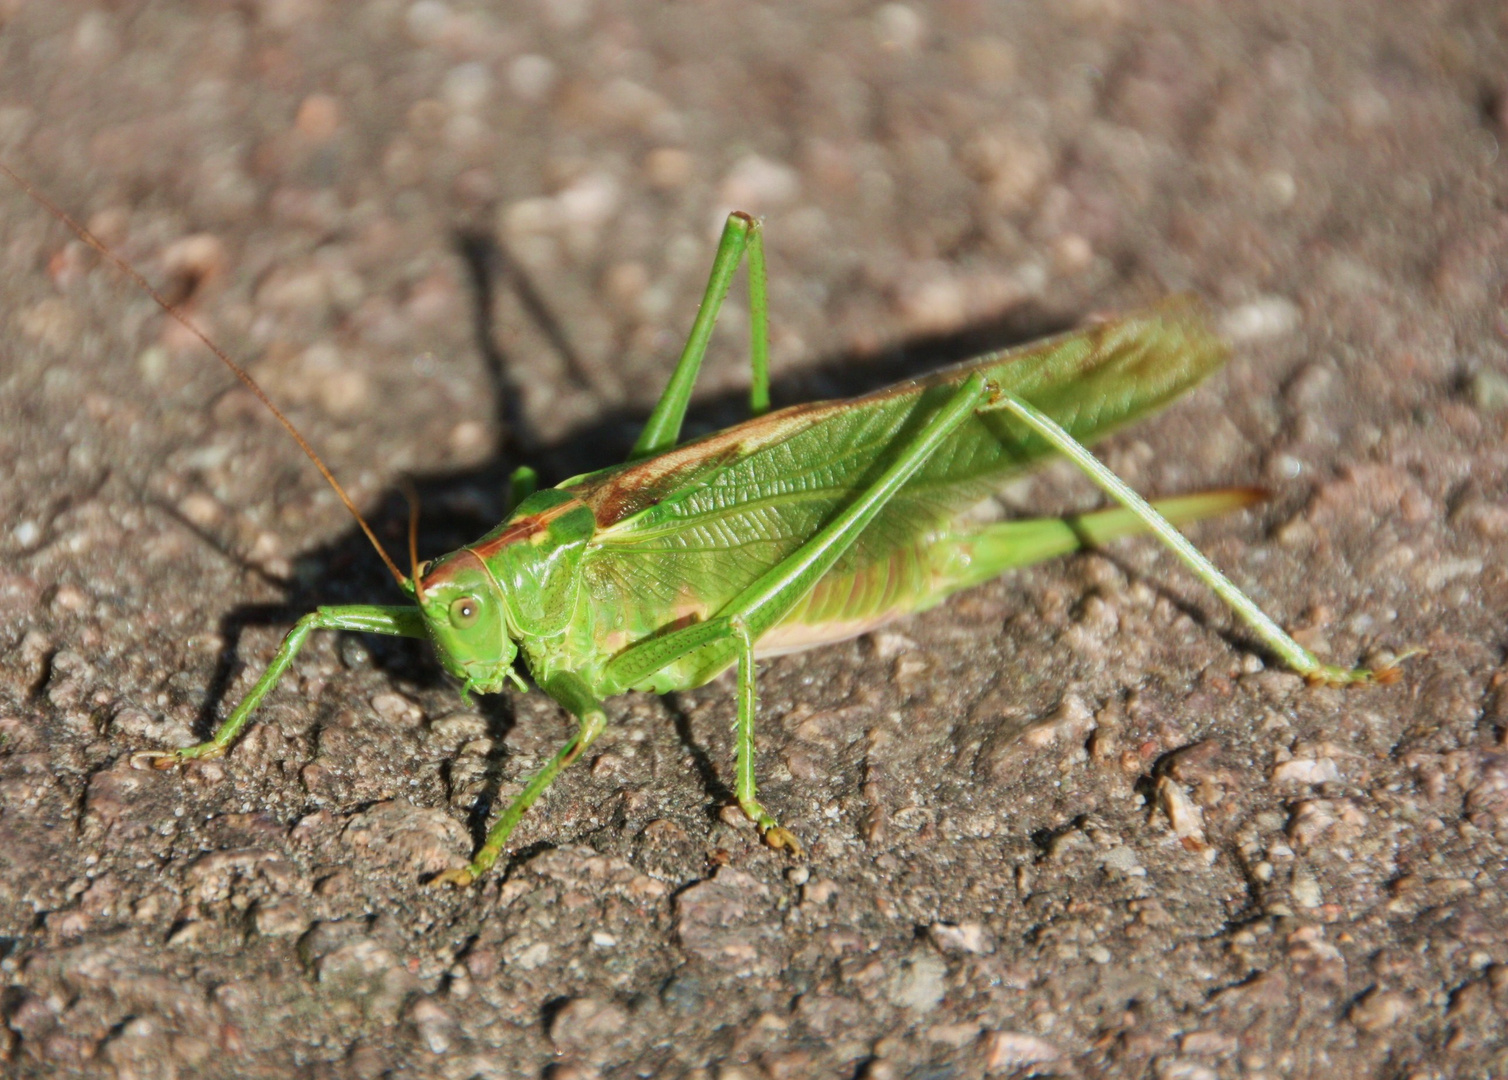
[455,656,527,700]
[462,665,528,698]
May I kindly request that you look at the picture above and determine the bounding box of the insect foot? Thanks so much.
[1304,665,1375,688]
[129,751,180,771]
[762,825,804,858]
[1305,648,1423,688]
[128,748,221,771]
[430,866,478,888]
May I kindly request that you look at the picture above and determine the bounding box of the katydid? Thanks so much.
[7,169,1396,885]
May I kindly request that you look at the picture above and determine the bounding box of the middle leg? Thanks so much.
[603,374,995,846]
[730,615,801,854]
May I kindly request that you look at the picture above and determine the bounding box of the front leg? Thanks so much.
[435,671,608,886]
[132,604,427,769]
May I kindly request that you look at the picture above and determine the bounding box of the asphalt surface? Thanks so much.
[1,1,1506,1077]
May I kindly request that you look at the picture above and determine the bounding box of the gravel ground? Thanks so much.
[3,1,1507,1077]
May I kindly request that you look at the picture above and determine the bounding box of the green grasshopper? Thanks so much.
[9,166,1391,885]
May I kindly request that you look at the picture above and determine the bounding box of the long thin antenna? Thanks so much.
[1,161,410,590]
[400,477,423,586]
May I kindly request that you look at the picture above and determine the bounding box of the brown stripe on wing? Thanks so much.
[573,297,1220,531]
[567,399,847,528]
[469,495,591,560]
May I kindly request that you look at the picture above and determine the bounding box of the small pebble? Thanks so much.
[161,233,227,296]
[645,147,693,188]
[985,1032,1061,1071]
[540,0,593,31]
[874,4,926,52]
[295,94,341,141]
[52,584,89,613]
[341,800,469,876]
[1291,868,1323,909]
[406,0,451,43]
[1158,776,1206,845]
[549,996,627,1048]
[370,692,421,727]
[509,54,556,101]
[504,939,551,970]
[448,419,491,461]
[1272,758,1341,786]
[928,921,996,955]
[1469,369,1508,411]
[718,804,753,829]
[1220,297,1300,342]
[407,998,456,1055]
[442,63,491,112]
[253,901,310,938]
[1348,988,1412,1032]
[177,492,222,529]
[719,154,800,213]
[886,951,947,1012]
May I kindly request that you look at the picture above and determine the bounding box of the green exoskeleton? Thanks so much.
[7,164,1396,885]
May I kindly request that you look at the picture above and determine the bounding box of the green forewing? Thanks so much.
[561,299,1227,677]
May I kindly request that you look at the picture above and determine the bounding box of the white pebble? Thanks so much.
[540,0,592,30]
[1220,297,1300,342]
[1157,776,1206,845]
[177,493,222,529]
[405,0,450,42]
[1291,868,1323,908]
[443,63,492,112]
[1271,757,1341,786]
[71,11,119,62]
[509,54,557,102]
[718,154,800,214]
[558,173,620,229]
[875,3,926,52]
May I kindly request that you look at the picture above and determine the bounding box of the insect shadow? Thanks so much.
[193,228,1079,852]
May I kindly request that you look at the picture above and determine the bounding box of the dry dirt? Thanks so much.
[2,1,1508,1078]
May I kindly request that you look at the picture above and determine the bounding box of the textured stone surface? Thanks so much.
[2,1,1507,1076]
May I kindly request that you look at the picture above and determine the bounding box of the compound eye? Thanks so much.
[449,595,482,628]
